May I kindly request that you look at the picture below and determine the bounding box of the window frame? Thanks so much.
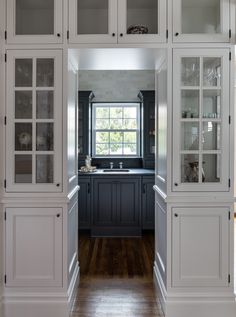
[92,102,141,158]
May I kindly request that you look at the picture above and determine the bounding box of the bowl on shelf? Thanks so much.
[127,25,148,34]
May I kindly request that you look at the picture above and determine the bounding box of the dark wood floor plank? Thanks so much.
[71,231,163,317]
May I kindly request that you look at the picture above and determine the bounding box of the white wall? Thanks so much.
[79,70,155,101]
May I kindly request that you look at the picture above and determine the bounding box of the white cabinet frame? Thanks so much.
[6,0,63,44]
[6,50,63,193]
[68,0,117,44]
[173,0,230,43]
[172,48,230,192]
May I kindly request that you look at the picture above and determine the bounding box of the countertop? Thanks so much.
[78,168,155,176]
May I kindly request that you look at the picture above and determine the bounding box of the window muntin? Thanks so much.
[92,103,140,157]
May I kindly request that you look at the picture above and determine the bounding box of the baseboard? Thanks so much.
[153,262,236,317]
[68,262,80,311]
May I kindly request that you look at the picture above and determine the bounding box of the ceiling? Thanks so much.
[69,48,166,70]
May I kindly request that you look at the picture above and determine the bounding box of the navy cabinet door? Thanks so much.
[78,177,91,229]
[142,176,155,229]
[117,179,141,226]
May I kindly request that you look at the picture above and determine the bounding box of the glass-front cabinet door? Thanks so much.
[173,0,230,43]
[173,49,230,192]
[69,0,117,44]
[7,0,63,44]
[118,0,166,43]
[6,50,62,192]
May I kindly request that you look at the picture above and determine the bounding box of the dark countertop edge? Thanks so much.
[78,168,155,176]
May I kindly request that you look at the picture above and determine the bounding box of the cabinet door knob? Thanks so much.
[174,213,178,217]
[56,214,61,218]
[174,183,178,186]
[56,183,60,187]
[57,33,61,37]
[120,33,123,37]
[175,32,179,36]
[112,33,116,37]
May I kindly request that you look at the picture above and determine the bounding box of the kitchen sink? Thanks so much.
[103,169,130,172]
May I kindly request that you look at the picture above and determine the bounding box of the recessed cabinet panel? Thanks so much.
[173,0,230,42]
[5,207,63,287]
[173,49,229,191]
[6,50,62,192]
[7,0,63,43]
[172,207,229,287]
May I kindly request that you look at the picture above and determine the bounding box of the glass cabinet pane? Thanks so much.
[181,0,221,34]
[181,90,199,118]
[15,123,32,151]
[203,57,221,87]
[127,0,157,35]
[181,58,200,86]
[77,0,108,35]
[203,90,221,118]
[203,154,220,182]
[181,154,199,183]
[202,122,221,150]
[36,123,54,151]
[15,59,32,87]
[15,91,32,119]
[36,59,54,87]
[15,155,32,183]
[15,0,54,35]
[36,91,54,119]
[36,155,53,183]
[181,122,199,150]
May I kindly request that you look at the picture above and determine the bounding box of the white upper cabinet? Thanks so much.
[68,0,166,44]
[172,49,230,192]
[173,0,231,43]
[6,50,63,193]
[6,0,63,44]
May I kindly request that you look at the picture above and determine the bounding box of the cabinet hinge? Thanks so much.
[229,29,231,39]
[229,115,231,124]
[228,178,231,188]
[67,30,69,39]
[228,274,230,284]
[4,30,7,40]
[229,52,231,61]
[4,179,6,188]
[4,53,7,63]
[4,212,6,221]
[229,211,231,220]
[4,116,6,125]
[166,29,168,39]
[4,275,7,284]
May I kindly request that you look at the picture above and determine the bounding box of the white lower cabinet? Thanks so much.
[5,207,63,287]
[172,207,229,287]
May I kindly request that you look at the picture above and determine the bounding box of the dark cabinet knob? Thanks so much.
[56,183,60,187]
[174,183,178,186]
[120,33,123,37]
[175,32,179,36]
[112,33,115,37]
[56,214,60,218]
[57,33,61,37]
[174,213,178,217]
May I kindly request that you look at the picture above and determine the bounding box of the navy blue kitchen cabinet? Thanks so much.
[78,176,91,229]
[142,176,155,229]
[92,177,141,236]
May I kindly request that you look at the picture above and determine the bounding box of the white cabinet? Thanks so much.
[172,207,229,287]
[172,48,230,192]
[173,0,231,43]
[68,0,166,44]
[5,207,63,287]
[6,0,63,44]
[6,50,63,193]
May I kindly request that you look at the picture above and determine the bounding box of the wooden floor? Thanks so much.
[70,232,164,317]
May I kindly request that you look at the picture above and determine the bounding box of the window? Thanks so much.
[92,103,140,157]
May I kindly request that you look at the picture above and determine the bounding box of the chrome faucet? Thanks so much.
[119,162,123,169]
[110,162,114,169]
